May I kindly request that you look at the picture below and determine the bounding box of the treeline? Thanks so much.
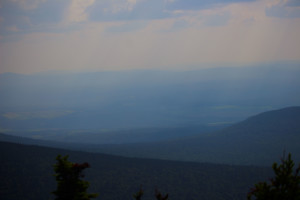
[52,153,300,200]
[0,141,272,200]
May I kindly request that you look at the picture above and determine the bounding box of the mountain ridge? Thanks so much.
[1,106,299,166]
[93,106,300,166]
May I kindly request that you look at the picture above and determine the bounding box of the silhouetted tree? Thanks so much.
[133,187,168,200]
[247,153,300,200]
[133,186,144,200]
[52,155,98,200]
[155,189,169,200]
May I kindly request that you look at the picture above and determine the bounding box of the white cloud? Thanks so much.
[65,0,95,24]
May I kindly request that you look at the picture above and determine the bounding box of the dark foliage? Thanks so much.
[248,153,300,200]
[0,141,273,200]
[133,187,168,200]
[155,189,169,200]
[133,187,144,200]
[53,155,98,200]
[93,107,300,166]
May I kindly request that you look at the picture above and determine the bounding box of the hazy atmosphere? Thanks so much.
[1,1,300,200]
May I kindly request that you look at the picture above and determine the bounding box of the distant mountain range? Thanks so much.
[0,141,272,200]
[1,65,299,199]
[91,106,300,166]
[1,106,300,166]
[0,124,228,144]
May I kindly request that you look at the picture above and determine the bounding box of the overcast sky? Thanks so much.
[0,0,300,74]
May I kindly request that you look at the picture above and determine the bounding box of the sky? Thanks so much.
[0,0,300,74]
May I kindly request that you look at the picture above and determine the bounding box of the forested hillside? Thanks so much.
[92,107,300,166]
[1,107,299,166]
[0,141,272,200]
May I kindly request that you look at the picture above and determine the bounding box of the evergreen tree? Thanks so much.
[52,155,98,200]
[133,187,144,200]
[248,153,300,200]
[133,187,168,200]
[155,189,169,200]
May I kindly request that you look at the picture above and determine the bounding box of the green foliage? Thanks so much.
[248,153,300,200]
[52,155,98,200]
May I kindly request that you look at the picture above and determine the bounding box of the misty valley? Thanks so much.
[1,66,300,200]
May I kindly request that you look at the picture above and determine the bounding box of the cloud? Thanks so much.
[0,0,300,74]
[0,0,257,35]
[87,0,256,22]
[1,11,300,74]
[285,0,300,6]
[203,11,231,26]
[119,0,138,12]
[165,0,256,11]
[65,0,95,24]
[0,0,72,36]
[266,0,300,18]
[106,20,147,33]
[88,0,164,21]
[6,25,19,32]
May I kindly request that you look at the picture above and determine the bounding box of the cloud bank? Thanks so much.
[0,0,299,73]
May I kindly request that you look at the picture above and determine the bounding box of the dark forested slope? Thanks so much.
[93,107,300,166]
[0,141,272,200]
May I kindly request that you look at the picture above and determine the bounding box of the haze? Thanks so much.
[0,0,300,135]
